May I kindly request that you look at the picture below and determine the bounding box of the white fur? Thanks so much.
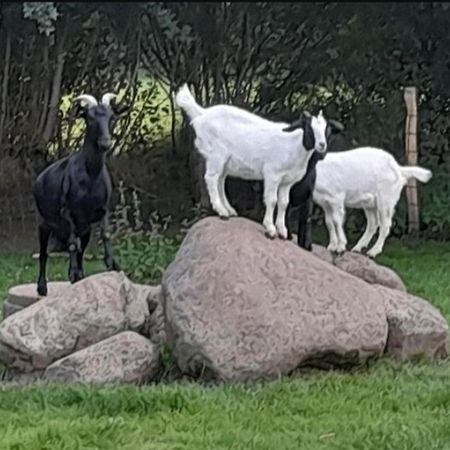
[175,84,329,239]
[313,147,433,257]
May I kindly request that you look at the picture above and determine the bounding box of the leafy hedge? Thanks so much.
[1,2,449,237]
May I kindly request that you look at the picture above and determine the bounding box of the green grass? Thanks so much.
[1,236,450,449]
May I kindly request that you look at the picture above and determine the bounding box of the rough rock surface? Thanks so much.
[2,282,71,319]
[162,217,389,381]
[0,272,150,372]
[44,331,160,384]
[311,244,407,291]
[378,285,449,360]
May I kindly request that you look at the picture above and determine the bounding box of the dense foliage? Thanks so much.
[0,2,449,237]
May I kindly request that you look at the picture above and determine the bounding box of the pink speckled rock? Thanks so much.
[44,332,160,384]
[162,217,389,381]
[311,244,407,292]
[0,272,152,372]
[378,286,448,360]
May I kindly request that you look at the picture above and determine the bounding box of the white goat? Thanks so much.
[313,146,432,257]
[175,83,337,239]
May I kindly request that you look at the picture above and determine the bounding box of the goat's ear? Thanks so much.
[282,111,311,133]
[112,103,131,116]
[328,119,345,133]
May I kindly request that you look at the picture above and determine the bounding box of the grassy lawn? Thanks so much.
[1,236,450,449]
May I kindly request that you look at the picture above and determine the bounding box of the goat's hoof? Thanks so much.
[264,230,277,240]
[351,246,368,255]
[69,270,84,284]
[330,248,345,257]
[107,261,121,272]
[37,284,47,296]
[219,215,230,221]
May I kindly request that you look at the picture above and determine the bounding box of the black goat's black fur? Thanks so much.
[286,118,345,250]
[33,97,129,295]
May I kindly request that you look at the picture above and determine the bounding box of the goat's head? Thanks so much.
[282,110,344,155]
[73,93,130,151]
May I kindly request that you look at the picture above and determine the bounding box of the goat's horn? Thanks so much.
[74,95,98,108]
[101,93,117,106]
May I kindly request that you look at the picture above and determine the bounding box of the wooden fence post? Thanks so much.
[403,86,420,235]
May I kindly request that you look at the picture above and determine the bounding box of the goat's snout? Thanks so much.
[97,137,112,150]
[317,141,327,153]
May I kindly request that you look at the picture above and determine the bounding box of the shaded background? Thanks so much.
[0,2,449,252]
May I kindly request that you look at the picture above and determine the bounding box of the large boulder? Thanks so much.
[0,272,152,372]
[378,286,449,360]
[43,331,160,384]
[162,217,389,381]
[311,244,407,292]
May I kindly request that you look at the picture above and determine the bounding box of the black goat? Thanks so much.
[33,93,129,296]
[286,118,345,250]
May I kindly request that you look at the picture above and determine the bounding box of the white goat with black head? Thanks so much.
[175,84,343,239]
[33,92,129,296]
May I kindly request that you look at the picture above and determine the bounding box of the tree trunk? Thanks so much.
[42,30,67,146]
[0,30,11,147]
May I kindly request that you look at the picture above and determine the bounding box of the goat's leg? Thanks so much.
[366,207,394,258]
[286,203,294,241]
[332,204,347,255]
[297,195,314,251]
[262,179,279,239]
[218,174,238,217]
[204,163,230,218]
[37,224,51,296]
[76,231,91,279]
[275,183,292,239]
[60,207,83,284]
[352,208,378,254]
[322,205,339,252]
[101,215,120,271]
[67,233,83,284]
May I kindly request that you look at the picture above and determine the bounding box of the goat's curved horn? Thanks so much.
[74,95,98,108]
[101,93,117,106]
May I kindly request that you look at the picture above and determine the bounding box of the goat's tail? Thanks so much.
[399,166,433,184]
[175,84,205,121]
